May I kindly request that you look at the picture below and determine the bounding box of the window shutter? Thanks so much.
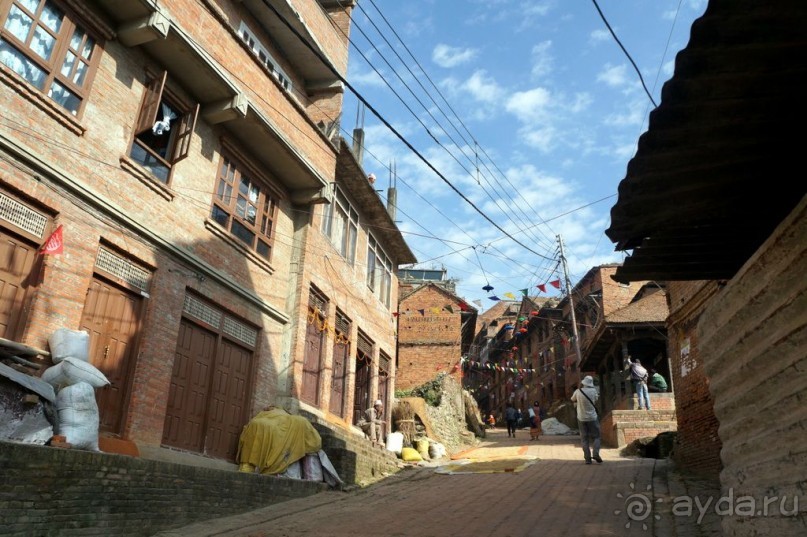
[173,102,199,163]
[134,71,167,136]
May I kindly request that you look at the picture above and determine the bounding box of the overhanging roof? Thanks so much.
[238,0,343,87]
[93,0,330,198]
[336,139,416,265]
[605,0,807,283]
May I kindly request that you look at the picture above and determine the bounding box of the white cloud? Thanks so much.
[597,63,629,88]
[505,87,553,121]
[568,92,593,113]
[662,59,675,77]
[531,41,554,78]
[589,29,610,44]
[461,70,505,103]
[432,44,478,68]
[603,98,646,127]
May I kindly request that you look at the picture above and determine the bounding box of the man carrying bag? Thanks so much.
[571,376,602,464]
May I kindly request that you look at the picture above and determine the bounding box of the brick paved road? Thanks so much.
[155,429,721,537]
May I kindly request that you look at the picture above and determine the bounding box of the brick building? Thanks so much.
[605,0,807,533]
[396,282,476,391]
[0,0,414,465]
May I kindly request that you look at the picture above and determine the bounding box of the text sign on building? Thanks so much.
[399,315,457,344]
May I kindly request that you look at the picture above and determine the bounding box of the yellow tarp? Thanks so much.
[237,408,322,475]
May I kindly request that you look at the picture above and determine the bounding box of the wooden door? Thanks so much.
[204,339,251,460]
[353,357,370,426]
[330,341,347,417]
[162,320,216,452]
[301,316,323,405]
[81,277,143,434]
[0,229,38,339]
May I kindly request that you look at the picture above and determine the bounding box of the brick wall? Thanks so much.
[600,408,677,448]
[397,285,464,390]
[666,281,723,479]
[698,199,807,537]
[0,441,326,537]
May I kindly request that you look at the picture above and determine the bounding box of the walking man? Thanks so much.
[571,376,602,464]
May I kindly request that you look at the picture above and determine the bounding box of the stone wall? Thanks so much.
[698,198,807,536]
[420,375,478,455]
[0,441,326,537]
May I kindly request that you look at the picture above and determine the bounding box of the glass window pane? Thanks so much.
[60,50,75,76]
[245,204,257,225]
[31,24,56,61]
[69,28,82,50]
[129,143,170,183]
[238,177,249,196]
[261,215,267,234]
[48,80,79,114]
[80,36,93,60]
[0,39,45,89]
[249,184,259,203]
[235,196,246,218]
[216,179,226,200]
[231,220,255,247]
[39,2,63,33]
[211,204,229,227]
[256,240,270,259]
[72,59,87,85]
[19,0,39,13]
[4,6,33,41]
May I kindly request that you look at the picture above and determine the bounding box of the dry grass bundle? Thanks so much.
[392,401,416,445]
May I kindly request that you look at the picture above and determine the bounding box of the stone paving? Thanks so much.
[154,428,723,537]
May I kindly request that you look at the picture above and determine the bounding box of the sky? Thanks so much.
[339,0,708,311]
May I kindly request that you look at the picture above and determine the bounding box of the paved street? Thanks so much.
[155,429,722,537]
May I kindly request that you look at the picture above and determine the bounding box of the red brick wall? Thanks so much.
[667,281,723,478]
[397,286,463,390]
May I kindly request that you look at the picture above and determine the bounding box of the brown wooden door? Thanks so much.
[204,339,251,460]
[302,317,323,405]
[163,320,216,452]
[81,277,143,434]
[330,342,347,417]
[353,357,370,425]
[0,229,38,340]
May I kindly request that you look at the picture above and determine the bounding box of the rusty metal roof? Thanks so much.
[605,0,807,283]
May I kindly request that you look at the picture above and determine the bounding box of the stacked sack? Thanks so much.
[41,328,109,451]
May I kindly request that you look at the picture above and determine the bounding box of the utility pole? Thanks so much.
[557,235,583,367]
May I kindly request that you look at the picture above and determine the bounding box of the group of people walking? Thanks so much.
[501,401,545,440]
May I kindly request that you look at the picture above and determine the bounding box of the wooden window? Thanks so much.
[0,0,101,116]
[321,185,357,263]
[210,152,278,261]
[367,234,392,308]
[128,71,199,184]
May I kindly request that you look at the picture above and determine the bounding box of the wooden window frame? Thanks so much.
[210,147,280,262]
[128,70,199,185]
[0,0,102,117]
[321,185,358,264]
[367,233,392,308]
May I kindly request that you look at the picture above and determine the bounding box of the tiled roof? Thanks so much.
[605,289,668,325]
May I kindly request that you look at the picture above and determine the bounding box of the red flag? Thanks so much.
[39,225,63,255]
[392,312,399,317]
[549,279,561,289]
[537,284,546,293]
[458,301,469,311]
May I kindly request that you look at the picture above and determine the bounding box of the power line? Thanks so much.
[590,0,658,107]
[258,0,556,262]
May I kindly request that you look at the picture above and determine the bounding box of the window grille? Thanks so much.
[96,247,151,292]
[335,310,350,335]
[308,286,328,313]
[183,294,222,328]
[379,351,391,373]
[0,192,47,238]
[223,316,257,347]
[357,331,373,357]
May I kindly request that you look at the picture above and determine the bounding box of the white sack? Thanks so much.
[385,431,404,454]
[49,329,90,362]
[42,357,109,389]
[56,382,99,451]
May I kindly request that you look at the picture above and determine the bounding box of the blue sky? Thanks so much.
[340,0,708,310]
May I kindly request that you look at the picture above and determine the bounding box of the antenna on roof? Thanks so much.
[352,102,365,164]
